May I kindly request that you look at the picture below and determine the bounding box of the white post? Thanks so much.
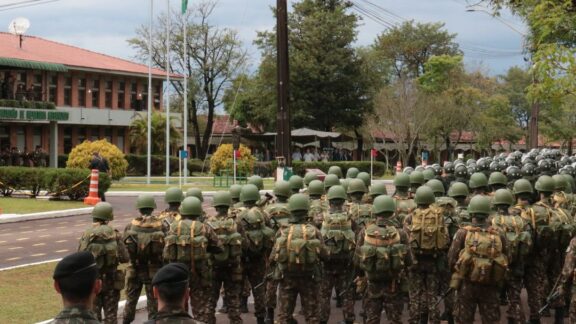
[233,150,237,185]
[165,0,171,185]
[370,150,374,186]
[179,151,182,188]
[183,9,188,184]
[146,0,153,185]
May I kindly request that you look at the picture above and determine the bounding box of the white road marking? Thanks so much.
[33,243,46,247]
[16,238,29,241]
[55,240,67,243]
[39,235,50,238]
[30,253,46,257]
[21,230,33,234]
[0,241,6,244]
[36,229,47,232]
[8,247,22,250]
[55,249,69,253]
[6,257,21,261]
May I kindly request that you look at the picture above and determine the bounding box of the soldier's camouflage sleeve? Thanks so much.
[402,214,412,234]
[448,229,467,270]
[560,238,576,289]
[115,230,130,263]
[314,226,329,261]
[205,224,224,254]
[399,229,414,268]
[354,228,366,268]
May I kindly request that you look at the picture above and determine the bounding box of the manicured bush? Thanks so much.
[66,139,128,180]
[291,161,388,177]
[0,99,56,110]
[0,167,110,200]
[210,144,255,176]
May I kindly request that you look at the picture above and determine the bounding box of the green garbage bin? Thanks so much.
[283,167,293,181]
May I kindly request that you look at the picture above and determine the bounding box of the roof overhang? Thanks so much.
[67,65,184,81]
[0,57,68,72]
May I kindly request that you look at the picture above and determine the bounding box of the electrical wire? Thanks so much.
[0,0,59,12]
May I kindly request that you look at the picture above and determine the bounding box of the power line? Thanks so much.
[0,0,59,11]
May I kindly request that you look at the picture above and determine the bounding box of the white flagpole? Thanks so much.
[165,0,171,185]
[147,0,153,185]
[183,7,188,184]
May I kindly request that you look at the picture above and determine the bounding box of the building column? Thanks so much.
[49,121,58,168]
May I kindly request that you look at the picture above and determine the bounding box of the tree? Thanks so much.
[129,112,181,155]
[540,95,576,154]
[498,66,532,148]
[128,0,247,159]
[373,21,461,78]
[66,140,128,180]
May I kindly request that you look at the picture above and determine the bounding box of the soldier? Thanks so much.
[236,184,275,323]
[393,173,416,224]
[364,181,387,205]
[556,236,576,323]
[552,174,574,214]
[491,189,532,324]
[328,165,344,179]
[442,162,456,192]
[346,178,373,232]
[230,184,243,207]
[50,252,102,324]
[357,172,372,200]
[449,182,470,226]
[123,195,165,323]
[454,163,469,186]
[409,171,425,197]
[346,167,360,179]
[356,195,412,324]
[206,191,245,324]
[186,187,207,220]
[448,195,508,324]
[304,172,318,189]
[158,187,184,226]
[323,174,341,194]
[308,179,328,229]
[270,194,326,323]
[488,171,509,193]
[78,202,129,324]
[145,263,204,324]
[404,186,449,324]
[423,169,436,182]
[505,166,522,190]
[468,172,489,197]
[163,196,222,323]
[289,175,304,195]
[320,185,357,324]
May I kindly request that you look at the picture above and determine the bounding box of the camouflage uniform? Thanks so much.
[264,201,291,311]
[49,306,100,324]
[436,197,459,322]
[143,305,205,323]
[558,237,576,323]
[309,197,328,229]
[157,207,181,227]
[393,193,416,225]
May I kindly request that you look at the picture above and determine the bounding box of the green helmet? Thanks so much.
[340,179,350,193]
[324,174,340,189]
[212,191,231,207]
[357,172,371,188]
[563,174,574,193]
[468,195,492,215]
[488,172,508,186]
[448,182,469,198]
[513,179,533,195]
[92,202,113,221]
[304,172,318,186]
[469,172,488,189]
[409,171,425,185]
[414,186,435,205]
[373,195,396,214]
[165,187,184,203]
[136,194,157,209]
[240,184,260,203]
[327,165,343,179]
[535,175,555,193]
[289,175,304,191]
[553,174,567,191]
[394,173,410,188]
[493,189,514,206]
[229,184,243,200]
[425,179,445,195]
[369,182,388,196]
[179,196,203,217]
[308,180,325,196]
[422,169,435,182]
[288,193,310,212]
[347,178,367,194]
[247,175,264,190]
[327,185,347,200]
[346,167,360,179]
[186,187,203,202]
[273,180,291,198]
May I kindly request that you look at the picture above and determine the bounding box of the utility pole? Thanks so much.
[276,0,291,166]
[529,101,539,149]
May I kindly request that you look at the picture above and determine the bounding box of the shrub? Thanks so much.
[291,161,388,177]
[66,139,128,180]
[210,144,255,176]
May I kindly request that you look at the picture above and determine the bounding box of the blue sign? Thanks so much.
[179,150,189,159]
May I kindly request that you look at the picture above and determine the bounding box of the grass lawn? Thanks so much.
[0,262,138,324]
[111,176,275,191]
[0,198,87,214]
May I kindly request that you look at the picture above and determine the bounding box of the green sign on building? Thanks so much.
[0,108,69,121]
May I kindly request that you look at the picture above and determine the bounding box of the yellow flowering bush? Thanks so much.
[66,139,128,180]
[210,144,255,176]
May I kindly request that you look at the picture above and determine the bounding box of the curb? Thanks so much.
[107,189,274,197]
[36,296,147,324]
[0,207,93,224]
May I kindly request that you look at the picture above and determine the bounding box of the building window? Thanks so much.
[16,126,25,151]
[63,76,72,106]
[31,73,42,101]
[117,128,125,152]
[117,81,125,109]
[78,78,86,107]
[33,127,42,148]
[91,79,100,108]
[63,127,73,154]
[48,74,57,104]
[142,83,148,111]
[154,83,161,110]
[105,80,113,108]
[90,128,99,141]
[77,129,86,145]
[104,128,112,143]
[0,126,9,150]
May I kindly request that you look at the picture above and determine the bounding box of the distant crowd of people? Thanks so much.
[291,147,353,162]
[1,74,38,101]
[0,145,47,167]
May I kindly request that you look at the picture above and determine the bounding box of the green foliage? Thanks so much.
[210,144,255,175]
[66,140,128,180]
[291,161,388,177]
[418,55,464,93]
[0,167,110,200]
[0,99,56,110]
[129,112,181,156]
[124,155,205,176]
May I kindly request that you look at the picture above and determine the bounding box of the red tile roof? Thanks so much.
[0,32,180,78]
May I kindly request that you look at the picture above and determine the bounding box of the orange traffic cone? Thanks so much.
[396,160,402,173]
[84,169,101,205]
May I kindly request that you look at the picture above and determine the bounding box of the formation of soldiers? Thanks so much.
[75,147,576,324]
[0,145,47,167]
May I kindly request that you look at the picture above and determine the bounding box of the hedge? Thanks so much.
[290,161,389,177]
[0,167,110,200]
[0,99,56,110]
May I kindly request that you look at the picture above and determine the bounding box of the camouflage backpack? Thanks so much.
[78,223,118,273]
[453,226,508,286]
[265,203,291,230]
[356,223,408,281]
[238,207,275,257]
[394,196,416,224]
[273,224,322,277]
[547,205,575,250]
[519,203,555,251]
[124,216,165,265]
[321,212,356,261]
[407,206,449,254]
[436,197,460,240]
[347,202,374,229]
[163,219,210,272]
[206,215,243,266]
[309,199,328,229]
[491,215,532,275]
[158,210,181,227]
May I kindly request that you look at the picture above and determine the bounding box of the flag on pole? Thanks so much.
[181,0,188,14]
[371,148,377,157]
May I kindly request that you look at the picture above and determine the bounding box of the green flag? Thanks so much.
[181,0,188,14]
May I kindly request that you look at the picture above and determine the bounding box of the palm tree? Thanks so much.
[130,112,181,155]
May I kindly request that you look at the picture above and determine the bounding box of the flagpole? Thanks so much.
[146,0,153,185]
[183,5,188,184]
[165,0,171,185]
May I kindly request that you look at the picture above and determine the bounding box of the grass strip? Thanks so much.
[0,198,86,214]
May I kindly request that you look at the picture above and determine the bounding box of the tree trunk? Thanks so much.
[354,128,363,161]
[445,136,451,162]
[569,137,574,156]
[198,97,216,160]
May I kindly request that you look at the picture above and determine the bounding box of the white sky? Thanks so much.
[0,0,529,75]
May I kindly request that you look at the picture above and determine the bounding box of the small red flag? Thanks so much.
[371,148,377,157]
[234,150,241,158]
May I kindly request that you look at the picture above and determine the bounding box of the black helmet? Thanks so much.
[455,164,468,178]
[444,162,455,174]
[505,166,521,180]
[521,163,536,177]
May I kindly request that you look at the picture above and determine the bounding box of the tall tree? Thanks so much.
[130,112,181,155]
[128,0,247,159]
[498,66,532,148]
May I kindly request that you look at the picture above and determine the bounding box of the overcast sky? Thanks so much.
[0,0,529,75]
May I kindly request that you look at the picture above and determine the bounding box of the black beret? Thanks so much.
[53,251,98,280]
[152,263,189,286]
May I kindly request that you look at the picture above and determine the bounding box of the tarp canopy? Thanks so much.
[0,57,68,72]
[260,127,351,143]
